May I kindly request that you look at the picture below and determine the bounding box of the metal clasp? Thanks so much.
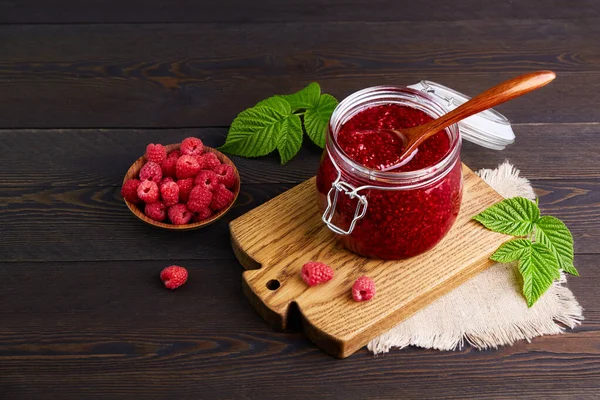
[322,180,368,235]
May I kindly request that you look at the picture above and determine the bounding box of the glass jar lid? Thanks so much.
[407,80,515,150]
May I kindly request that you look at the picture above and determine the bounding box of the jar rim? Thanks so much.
[327,85,462,185]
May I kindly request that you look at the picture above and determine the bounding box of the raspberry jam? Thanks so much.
[316,86,463,259]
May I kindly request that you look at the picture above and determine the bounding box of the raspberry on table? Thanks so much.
[139,161,163,183]
[200,152,222,171]
[160,181,180,207]
[180,137,204,157]
[194,170,220,191]
[145,143,167,164]
[301,262,334,286]
[145,202,167,222]
[352,276,376,302]
[176,155,201,179]
[176,178,194,202]
[210,184,234,211]
[121,179,142,203]
[160,265,188,289]
[161,156,178,178]
[214,164,237,189]
[137,180,160,203]
[187,186,213,212]
[168,150,181,159]
[168,203,193,225]
[192,207,213,222]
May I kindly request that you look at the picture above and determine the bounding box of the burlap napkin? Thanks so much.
[368,162,584,354]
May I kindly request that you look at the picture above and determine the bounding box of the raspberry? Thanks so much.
[352,276,376,302]
[177,178,194,202]
[160,177,174,188]
[194,170,220,191]
[210,184,234,211]
[160,265,188,289]
[301,262,334,286]
[168,150,181,159]
[200,152,222,171]
[137,180,160,203]
[145,202,166,222]
[187,186,213,212]
[145,143,167,164]
[139,161,163,183]
[168,203,193,225]
[161,156,178,178]
[176,155,201,179]
[160,181,180,207]
[214,164,237,189]
[180,137,204,156]
[192,207,213,222]
[121,179,142,203]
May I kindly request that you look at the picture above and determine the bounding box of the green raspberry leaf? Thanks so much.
[278,82,321,111]
[255,96,293,115]
[472,197,540,236]
[517,242,561,307]
[304,94,338,148]
[219,101,290,158]
[275,114,303,164]
[535,216,579,276]
[490,238,532,263]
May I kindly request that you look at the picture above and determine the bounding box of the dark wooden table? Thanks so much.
[1,1,599,399]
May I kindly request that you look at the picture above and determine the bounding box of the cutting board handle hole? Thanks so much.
[266,279,281,291]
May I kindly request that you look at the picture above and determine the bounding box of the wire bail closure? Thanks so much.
[321,179,368,236]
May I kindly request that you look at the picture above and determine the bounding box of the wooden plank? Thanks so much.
[2,0,599,23]
[1,20,600,127]
[0,123,599,188]
[0,183,293,262]
[0,255,597,398]
[0,179,597,261]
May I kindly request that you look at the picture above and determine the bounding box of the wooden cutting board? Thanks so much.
[230,164,509,358]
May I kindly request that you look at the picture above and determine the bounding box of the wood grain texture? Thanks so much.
[1,19,599,128]
[230,166,509,357]
[0,255,596,399]
[2,0,599,23]
[1,1,599,397]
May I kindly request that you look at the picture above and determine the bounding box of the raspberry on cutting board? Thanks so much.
[301,262,334,286]
[352,276,376,302]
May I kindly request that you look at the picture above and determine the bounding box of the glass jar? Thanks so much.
[316,86,463,259]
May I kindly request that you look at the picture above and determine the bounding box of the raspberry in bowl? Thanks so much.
[316,86,463,259]
[122,138,240,231]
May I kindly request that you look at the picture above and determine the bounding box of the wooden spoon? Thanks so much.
[391,70,556,164]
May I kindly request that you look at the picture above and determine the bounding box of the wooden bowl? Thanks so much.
[123,144,240,231]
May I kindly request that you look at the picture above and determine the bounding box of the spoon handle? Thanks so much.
[406,70,556,151]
